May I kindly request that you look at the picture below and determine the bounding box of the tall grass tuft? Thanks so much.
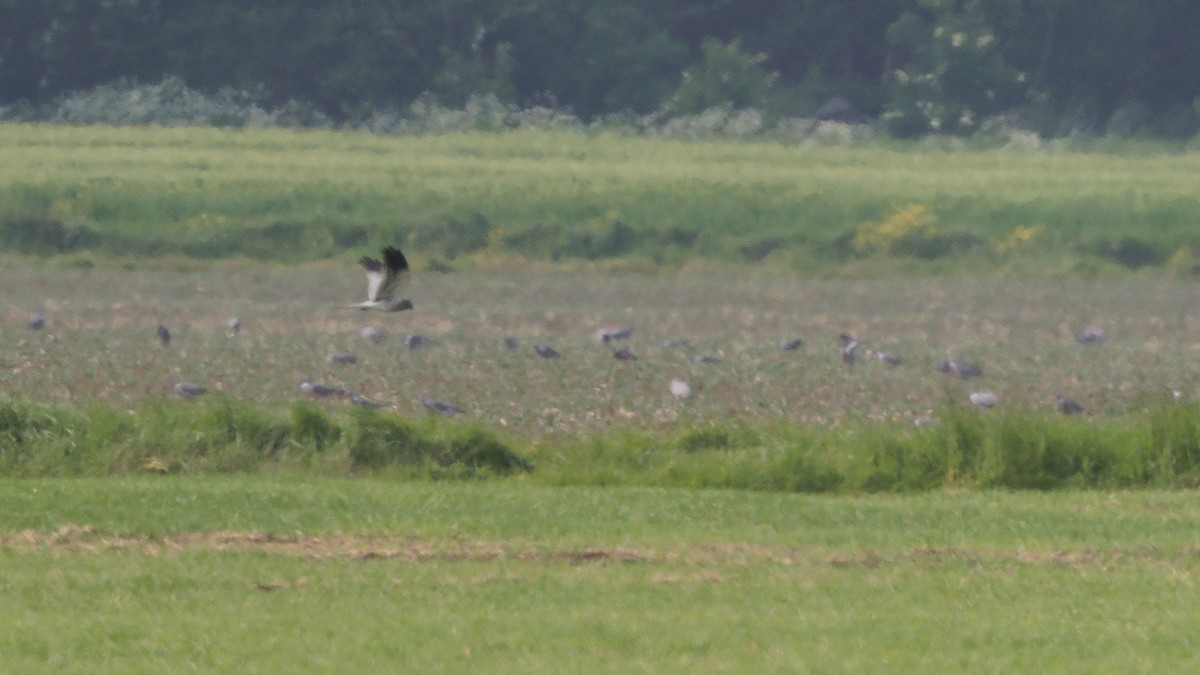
[4,395,1200,491]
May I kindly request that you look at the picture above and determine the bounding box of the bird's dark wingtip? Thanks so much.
[383,246,409,273]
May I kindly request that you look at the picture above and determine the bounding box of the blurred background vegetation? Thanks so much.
[1,0,1199,140]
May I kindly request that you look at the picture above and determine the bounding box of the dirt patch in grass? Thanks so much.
[3,524,1199,574]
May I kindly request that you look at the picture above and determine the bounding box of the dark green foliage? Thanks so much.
[3,1,1198,137]
[3,396,1200,491]
[347,408,439,470]
[290,403,340,451]
[347,408,531,476]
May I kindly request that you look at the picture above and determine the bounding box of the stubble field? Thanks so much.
[4,124,1200,670]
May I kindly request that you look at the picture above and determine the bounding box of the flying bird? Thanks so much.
[346,247,414,312]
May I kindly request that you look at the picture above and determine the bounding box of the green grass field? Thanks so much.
[4,124,1200,669]
[3,123,1200,271]
[2,477,1199,672]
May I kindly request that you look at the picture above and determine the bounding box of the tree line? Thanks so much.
[2,0,1198,137]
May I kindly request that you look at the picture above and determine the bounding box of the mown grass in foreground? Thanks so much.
[1,478,1198,672]
[4,396,1200,492]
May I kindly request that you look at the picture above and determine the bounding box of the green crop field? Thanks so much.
[4,124,1200,670]
[2,123,1200,271]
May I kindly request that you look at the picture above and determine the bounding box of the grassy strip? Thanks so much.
[3,124,1200,273]
[4,397,1200,491]
[1,479,1199,671]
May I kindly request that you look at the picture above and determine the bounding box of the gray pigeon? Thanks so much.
[170,380,206,398]
[348,393,385,408]
[28,309,45,330]
[228,316,241,334]
[938,359,982,378]
[612,347,637,361]
[839,333,859,364]
[326,353,358,365]
[504,336,520,350]
[779,338,804,352]
[299,379,347,399]
[1076,328,1106,344]
[157,324,172,347]
[875,351,902,366]
[421,397,463,416]
[969,391,999,409]
[534,344,560,358]
[1055,394,1085,415]
[360,326,385,345]
[405,334,429,350]
[690,354,721,364]
[597,325,634,343]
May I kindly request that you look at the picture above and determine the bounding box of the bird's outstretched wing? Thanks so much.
[360,247,410,303]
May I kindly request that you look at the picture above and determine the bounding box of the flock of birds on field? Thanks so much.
[19,245,1133,423]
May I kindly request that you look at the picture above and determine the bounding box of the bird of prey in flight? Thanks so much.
[346,247,414,312]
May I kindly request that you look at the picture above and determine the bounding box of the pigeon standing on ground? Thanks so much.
[346,246,414,312]
[969,391,999,409]
[326,353,358,365]
[348,393,385,408]
[669,378,693,400]
[534,344,560,358]
[28,309,45,330]
[228,316,241,334]
[1056,394,1085,415]
[421,397,463,416]
[170,380,206,398]
[597,325,634,343]
[360,326,385,345]
[690,354,721,364]
[938,359,982,378]
[405,334,429,350]
[779,338,804,352]
[157,324,172,347]
[299,379,347,399]
[504,336,520,350]
[875,350,902,366]
[839,333,859,364]
[612,347,637,361]
[1076,327,1106,344]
